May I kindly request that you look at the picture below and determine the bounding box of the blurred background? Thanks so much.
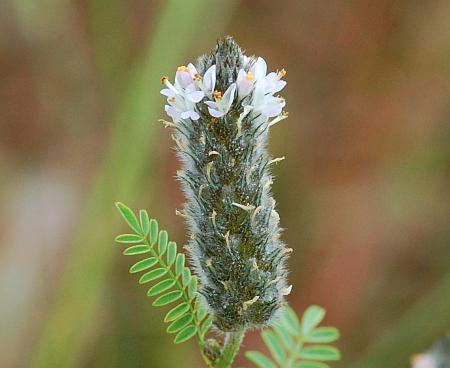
[1,0,449,367]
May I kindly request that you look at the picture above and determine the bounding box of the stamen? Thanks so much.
[193,73,202,81]
[213,90,222,101]
[246,71,254,81]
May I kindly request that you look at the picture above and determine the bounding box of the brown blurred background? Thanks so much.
[1,1,449,367]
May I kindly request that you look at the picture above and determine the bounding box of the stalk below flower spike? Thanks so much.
[160,36,291,333]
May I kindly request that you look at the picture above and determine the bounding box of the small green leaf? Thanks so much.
[158,230,168,255]
[150,219,158,245]
[195,298,208,321]
[116,202,141,234]
[182,267,191,286]
[281,305,301,335]
[272,322,295,351]
[174,325,197,344]
[175,253,185,276]
[123,245,150,255]
[164,303,190,322]
[188,276,197,299]
[245,351,277,368]
[199,315,213,336]
[262,330,285,364]
[139,210,150,236]
[299,345,341,361]
[295,362,329,368]
[129,258,158,273]
[139,268,167,283]
[301,305,326,336]
[153,290,183,306]
[147,279,176,296]
[167,314,193,333]
[115,234,143,243]
[167,241,177,266]
[306,327,340,343]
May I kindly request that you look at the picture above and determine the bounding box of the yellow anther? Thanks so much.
[177,65,189,72]
[193,73,202,81]
[161,76,169,84]
[245,71,254,81]
[213,90,222,101]
[278,68,287,78]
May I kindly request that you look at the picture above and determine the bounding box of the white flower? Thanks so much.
[236,69,254,99]
[245,57,287,118]
[175,63,198,88]
[205,83,236,118]
[162,86,200,122]
[161,65,204,121]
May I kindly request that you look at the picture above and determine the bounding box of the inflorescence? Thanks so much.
[160,37,291,332]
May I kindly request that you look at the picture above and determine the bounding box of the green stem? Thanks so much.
[215,329,246,368]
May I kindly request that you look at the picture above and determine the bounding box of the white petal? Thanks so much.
[262,103,284,117]
[187,90,204,103]
[181,110,199,120]
[160,88,175,97]
[176,70,192,88]
[165,105,181,120]
[208,107,224,118]
[272,80,286,93]
[237,69,254,99]
[190,111,200,120]
[221,83,236,113]
[203,65,216,92]
[252,57,267,80]
[187,63,198,77]
[237,69,246,83]
[204,101,219,109]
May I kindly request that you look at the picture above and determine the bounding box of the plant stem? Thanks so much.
[215,328,246,368]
